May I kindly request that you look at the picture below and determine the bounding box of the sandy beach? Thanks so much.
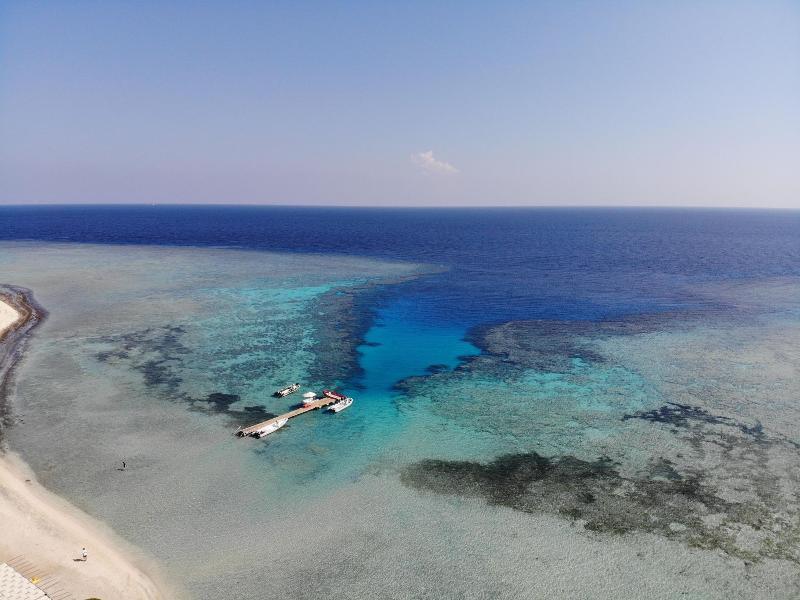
[0,299,19,341]
[0,294,175,600]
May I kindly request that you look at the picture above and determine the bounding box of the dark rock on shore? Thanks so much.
[0,285,47,438]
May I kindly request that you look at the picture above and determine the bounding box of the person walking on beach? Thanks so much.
[122,460,126,470]
[81,547,88,562]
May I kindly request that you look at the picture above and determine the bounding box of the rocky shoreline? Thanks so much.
[0,285,46,435]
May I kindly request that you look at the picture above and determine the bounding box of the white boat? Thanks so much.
[274,383,300,398]
[328,397,353,413]
[252,418,288,438]
[302,392,317,405]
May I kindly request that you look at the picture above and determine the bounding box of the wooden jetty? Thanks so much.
[237,397,337,437]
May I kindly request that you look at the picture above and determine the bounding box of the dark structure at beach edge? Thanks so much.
[0,285,46,438]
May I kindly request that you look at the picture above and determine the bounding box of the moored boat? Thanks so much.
[252,418,288,438]
[323,389,347,401]
[302,391,318,405]
[328,397,353,413]
[274,383,300,397]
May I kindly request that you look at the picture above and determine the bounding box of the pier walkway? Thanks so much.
[237,397,336,437]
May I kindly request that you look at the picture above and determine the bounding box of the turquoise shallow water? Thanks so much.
[358,297,479,394]
[254,297,481,490]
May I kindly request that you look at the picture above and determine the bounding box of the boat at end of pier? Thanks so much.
[253,418,288,438]
[274,383,300,397]
[328,397,353,413]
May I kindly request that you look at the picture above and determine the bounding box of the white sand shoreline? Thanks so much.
[0,296,177,600]
[0,299,19,339]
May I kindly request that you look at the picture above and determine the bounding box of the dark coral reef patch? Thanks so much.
[400,450,798,563]
[401,452,730,536]
[623,402,767,440]
[96,325,189,393]
[93,325,275,427]
[189,392,276,426]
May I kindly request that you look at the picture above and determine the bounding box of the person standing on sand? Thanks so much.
[81,547,87,561]
[122,460,126,470]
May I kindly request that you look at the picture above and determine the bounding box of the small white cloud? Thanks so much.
[411,150,459,174]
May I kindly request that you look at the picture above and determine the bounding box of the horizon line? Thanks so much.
[0,202,798,211]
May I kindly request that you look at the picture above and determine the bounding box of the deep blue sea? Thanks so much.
[3,205,799,328]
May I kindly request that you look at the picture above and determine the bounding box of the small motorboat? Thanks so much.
[302,392,318,405]
[328,397,353,413]
[323,389,347,401]
[252,418,288,438]
[274,383,300,398]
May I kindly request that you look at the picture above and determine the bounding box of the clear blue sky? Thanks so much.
[1,1,798,207]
